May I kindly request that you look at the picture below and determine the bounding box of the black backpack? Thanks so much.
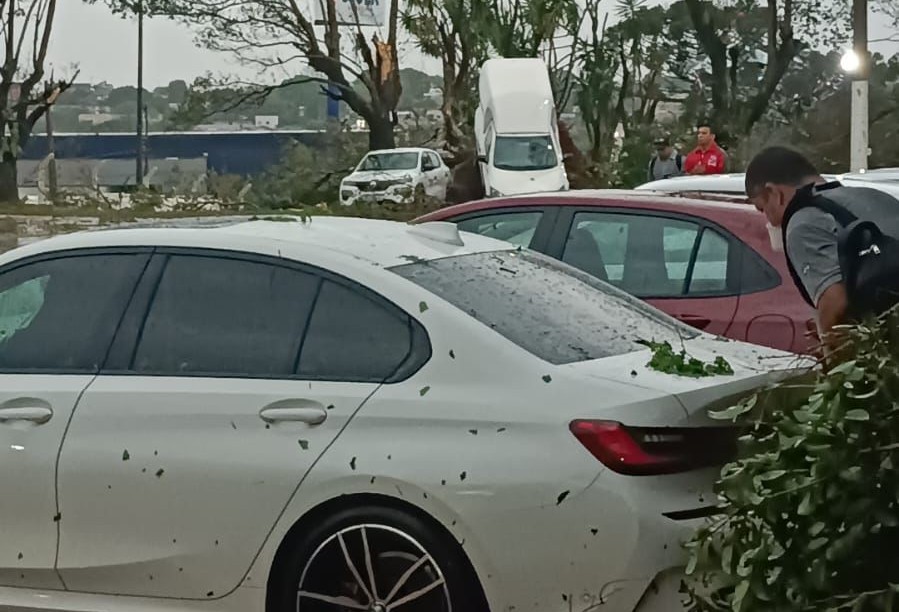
[782,182,899,318]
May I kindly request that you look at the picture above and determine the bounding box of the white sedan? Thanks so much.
[0,217,798,612]
[339,148,451,206]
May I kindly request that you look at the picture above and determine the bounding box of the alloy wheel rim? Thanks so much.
[296,523,452,612]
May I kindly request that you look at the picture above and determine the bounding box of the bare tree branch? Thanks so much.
[98,0,403,150]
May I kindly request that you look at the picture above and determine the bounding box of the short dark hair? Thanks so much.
[697,121,713,132]
[745,146,819,195]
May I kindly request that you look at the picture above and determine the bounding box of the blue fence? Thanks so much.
[22,131,327,177]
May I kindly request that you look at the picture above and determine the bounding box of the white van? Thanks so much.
[474,58,569,197]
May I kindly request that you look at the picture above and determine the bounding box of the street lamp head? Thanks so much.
[840,49,861,73]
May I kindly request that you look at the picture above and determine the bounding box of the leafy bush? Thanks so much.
[684,313,899,612]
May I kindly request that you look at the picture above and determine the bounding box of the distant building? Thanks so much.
[254,115,280,129]
[21,130,327,177]
[78,112,122,127]
[193,120,254,132]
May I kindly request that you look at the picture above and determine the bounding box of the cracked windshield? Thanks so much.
[0,1,898,612]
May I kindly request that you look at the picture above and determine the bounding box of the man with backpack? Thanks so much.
[647,136,684,182]
[745,146,899,348]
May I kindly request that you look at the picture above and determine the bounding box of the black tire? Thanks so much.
[268,505,488,612]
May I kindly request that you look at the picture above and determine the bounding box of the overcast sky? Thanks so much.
[50,1,898,88]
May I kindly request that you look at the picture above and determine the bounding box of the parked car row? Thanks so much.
[417,189,816,354]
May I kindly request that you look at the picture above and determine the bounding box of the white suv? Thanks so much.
[340,147,451,206]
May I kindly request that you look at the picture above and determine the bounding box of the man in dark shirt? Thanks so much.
[647,136,684,181]
[745,146,899,341]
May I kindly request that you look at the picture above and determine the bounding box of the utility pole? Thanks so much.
[44,86,62,204]
[46,103,58,203]
[136,0,145,187]
[850,0,869,172]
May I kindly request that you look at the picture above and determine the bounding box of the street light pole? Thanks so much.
[136,0,145,187]
[850,0,869,172]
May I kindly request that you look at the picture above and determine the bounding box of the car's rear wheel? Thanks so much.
[268,505,487,612]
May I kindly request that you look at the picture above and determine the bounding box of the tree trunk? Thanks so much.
[446,151,485,204]
[0,154,19,205]
[368,115,396,150]
[0,216,17,253]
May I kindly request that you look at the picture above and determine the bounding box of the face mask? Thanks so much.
[767,222,784,253]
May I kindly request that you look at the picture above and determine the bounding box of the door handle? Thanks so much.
[0,407,53,424]
[259,406,328,425]
[677,314,712,330]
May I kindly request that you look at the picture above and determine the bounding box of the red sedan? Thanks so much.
[415,190,815,354]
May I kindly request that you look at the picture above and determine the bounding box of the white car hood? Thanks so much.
[566,337,811,423]
[345,169,414,183]
[488,166,566,195]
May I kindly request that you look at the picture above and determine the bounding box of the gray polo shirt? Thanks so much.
[647,153,684,181]
[786,184,899,305]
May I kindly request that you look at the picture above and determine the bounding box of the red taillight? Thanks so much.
[569,420,738,476]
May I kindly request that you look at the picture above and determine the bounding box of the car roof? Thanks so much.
[415,188,761,222]
[635,174,751,193]
[635,172,899,196]
[0,216,512,269]
[366,147,432,155]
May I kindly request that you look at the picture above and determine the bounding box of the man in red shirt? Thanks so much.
[684,122,727,175]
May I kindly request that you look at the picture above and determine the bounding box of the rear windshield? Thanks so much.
[391,249,698,364]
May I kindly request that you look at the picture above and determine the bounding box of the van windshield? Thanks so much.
[493,135,558,171]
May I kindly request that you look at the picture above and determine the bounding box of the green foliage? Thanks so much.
[684,313,899,612]
[472,0,581,59]
[640,340,734,377]
[248,129,366,209]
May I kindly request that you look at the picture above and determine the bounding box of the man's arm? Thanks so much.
[785,208,844,342]
[683,152,697,174]
[817,282,849,339]
[647,158,654,182]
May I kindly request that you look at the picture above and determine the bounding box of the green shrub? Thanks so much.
[684,313,899,612]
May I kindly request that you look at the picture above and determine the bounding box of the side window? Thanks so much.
[297,279,419,382]
[688,228,730,294]
[427,153,441,169]
[739,241,781,294]
[455,211,543,248]
[562,212,702,297]
[131,255,319,377]
[0,253,147,372]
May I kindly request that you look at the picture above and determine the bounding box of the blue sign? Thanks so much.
[327,81,340,119]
